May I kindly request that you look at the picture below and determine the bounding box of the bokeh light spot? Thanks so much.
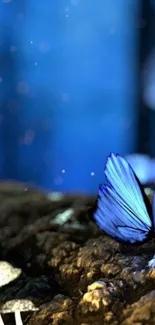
[61,93,70,102]
[54,177,63,186]
[70,0,79,6]
[2,0,13,3]
[23,130,35,145]
[10,46,17,52]
[38,41,51,54]
[17,81,30,95]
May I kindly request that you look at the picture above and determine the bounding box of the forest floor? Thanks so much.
[0,182,155,325]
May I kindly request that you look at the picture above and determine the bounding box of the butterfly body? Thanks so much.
[93,153,155,245]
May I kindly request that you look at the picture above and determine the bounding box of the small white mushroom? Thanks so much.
[52,208,74,225]
[0,262,22,325]
[0,299,38,325]
[0,261,21,288]
[0,315,4,325]
[47,192,63,201]
[148,255,155,269]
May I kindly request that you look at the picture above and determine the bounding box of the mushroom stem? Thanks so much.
[0,315,4,325]
[14,311,23,325]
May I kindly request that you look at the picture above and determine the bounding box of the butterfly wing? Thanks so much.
[94,153,153,244]
[125,154,152,184]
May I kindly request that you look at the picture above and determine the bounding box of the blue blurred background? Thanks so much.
[0,0,154,194]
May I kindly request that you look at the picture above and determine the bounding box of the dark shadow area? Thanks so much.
[138,0,154,155]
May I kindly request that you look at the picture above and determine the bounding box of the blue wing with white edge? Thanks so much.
[94,153,153,244]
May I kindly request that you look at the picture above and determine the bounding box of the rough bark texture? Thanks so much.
[0,182,154,325]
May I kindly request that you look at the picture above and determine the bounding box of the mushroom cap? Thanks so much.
[0,299,38,313]
[0,261,21,287]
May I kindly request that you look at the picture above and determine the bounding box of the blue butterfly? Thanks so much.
[125,154,155,186]
[93,153,154,244]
